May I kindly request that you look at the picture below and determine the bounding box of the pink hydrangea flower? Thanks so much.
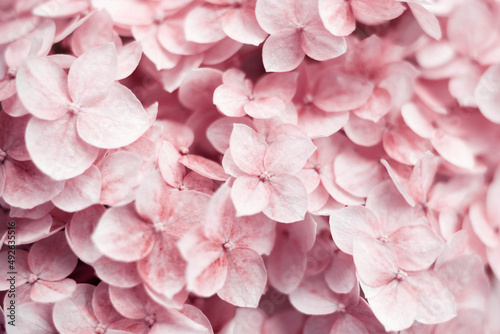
[223,124,315,223]
[178,183,275,307]
[16,42,149,180]
[255,0,347,72]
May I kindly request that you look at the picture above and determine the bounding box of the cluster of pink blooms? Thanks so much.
[1,0,500,333]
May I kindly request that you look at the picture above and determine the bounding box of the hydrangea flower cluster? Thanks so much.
[1,0,500,333]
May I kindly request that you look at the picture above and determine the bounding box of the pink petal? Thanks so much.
[10,215,57,245]
[331,314,369,334]
[53,284,97,333]
[487,167,500,220]
[324,252,357,294]
[138,235,186,298]
[183,172,215,193]
[334,150,386,198]
[0,250,30,289]
[222,149,246,177]
[157,19,215,56]
[213,85,249,117]
[368,279,417,332]
[179,155,228,181]
[254,72,298,102]
[158,55,204,93]
[158,141,184,188]
[184,4,226,43]
[475,64,500,124]
[469,202,498,249]
[16,56,71,120]
[231,175,270,216]
[221,308,267,334]
[33,0,89,18]
[116,41,143,80]
[267,235,307,293]
[255,0,297,34]
[30,279,77,303]
[92,204,154,262]
[25,114,99,181]
[2,160,64,209]
[51,165,101,212]
[263,174,308,223]
[92,282,123,325]
[264,137,316,175]
[408,3,442,40]
[408,152,438,203]
[201,37,242,65]
[244,97,286,119]
[301,23,346,61]
[68,43,117,106]
[289,275,339,315]
[108,285,149,320]
[409,271,456,325]
[29,232,78,281]
[262,31,304,72]
[138,30,180,70]
[431,132,475,170]
[178,68,223,111]
[353,238,398,287]
[365,180,419,235]
[383,124,431,165]
[351,0,405,21]
[343,114,384,147]
[263,310,305,334]
[70,9,114,56]
[0,16,39,45]
[320,163,365,205]
[188,250,227,298]
[229,124,267,175]
[98,151,142,206]
[92,257,142,288]
[389,225,444,271]
[297,106,349,138]
[303,314,338,334]
[329,206,381,254]
[217,248,266,307]
[353,87,392,122]
[77,83,149,149]
[318,0,356,36]
[222,7,268,46]
[15,302,57,333]
[66,205,105,264]
[314,71,374,112]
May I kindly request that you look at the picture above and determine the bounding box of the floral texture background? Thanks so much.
[0,0,500,333]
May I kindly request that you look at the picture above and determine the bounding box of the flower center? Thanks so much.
[396,270,408,281]
[68,102,81,114]
[337,303,346,312]
[153,12,165,24]
[179,147,189,155]
[303,93,314,105]
[153,221,166,233]
[28,273,38,284]
[0,148,6,163]
[377,236,388,243]
[95,323,107,334]
[145,314,156,326]
[259,171,270,182]
[7,68,16,78]
[223,240,235,251]
[178,185,186,191]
